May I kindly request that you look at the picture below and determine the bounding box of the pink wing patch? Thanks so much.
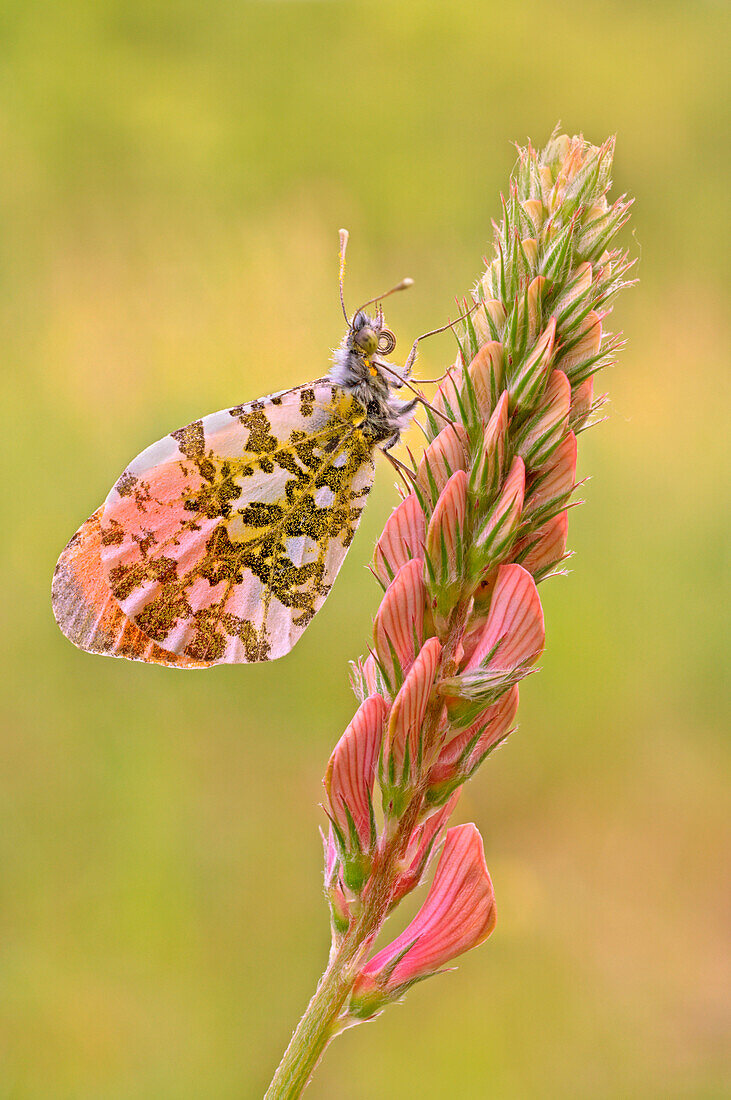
[51,509,209,668]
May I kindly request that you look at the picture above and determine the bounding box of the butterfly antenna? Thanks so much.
[352,277,414,322]
[338,228,350,324]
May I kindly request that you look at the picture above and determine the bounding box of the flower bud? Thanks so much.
[526,275,548,346]
[467,341,504,422]
[323,827,351,934]
[441,565,543,726]
[427,686,519,803]
[556,310,602,383]
[514,370,571,469]
[469,391,509,505]
[508,316,557,413]
[373,560,426,690]
[373,493,426,587]
[569,377,594,432]
[425,470,468,625]
[349,824,496,1018]
[430,362,463,431]
[382,637,442,814]
[514,510,569,579]
[390,790,461,907]
[416,424,469,510]
[324,695,387,890]
[524,430,577,523]
[479,298,507,337]
[521,198,544,233]
[469,456,525,578]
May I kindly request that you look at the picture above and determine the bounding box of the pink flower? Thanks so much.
[515,510,569,578]
[373,494,426,587]
[515,369,571,468]
[349,824,496,1017]
[382,636,442,805]
[416,424,469,508]
[463,564,545,672]
[373,559,426,689]
[428,685,519,799]
[324,695,387,856]
[524,429,577,520]
[390,790,462,908]
[467,341,504,421]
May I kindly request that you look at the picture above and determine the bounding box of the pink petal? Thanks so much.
[515,370,571,468]
[385,637,442,780]
[429,685,519,787]
[464,564,545,672]
[324,695,388,850]
[391,790,462,907]
[373,494,426,587]
[431,361,464,426]
[425,470,468,587]
[515,511,569,577]
[524,430,577,517]
[473,456,525,560]
[373,559,426,685]
[467,341,504,421]
[556,310,602,378]
[354,824,496,993]
[416,424,469,507]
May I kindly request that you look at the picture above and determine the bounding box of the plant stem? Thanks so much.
[264,801,420,1098]
[265,606,468,1098]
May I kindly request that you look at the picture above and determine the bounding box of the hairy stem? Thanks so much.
[265,607,467,1098]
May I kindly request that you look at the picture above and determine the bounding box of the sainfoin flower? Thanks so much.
[348,825,496,1018]
[266,132,634,1095]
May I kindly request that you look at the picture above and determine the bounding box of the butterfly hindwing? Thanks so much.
[52,508,210,668]
[96,381,375,664]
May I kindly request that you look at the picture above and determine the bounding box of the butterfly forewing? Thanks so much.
[96,381,375,664]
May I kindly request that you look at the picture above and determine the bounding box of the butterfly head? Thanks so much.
[350,310,397,365]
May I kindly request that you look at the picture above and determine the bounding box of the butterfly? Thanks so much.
[52,230,432,668]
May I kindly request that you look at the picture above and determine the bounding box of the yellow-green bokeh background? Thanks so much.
[2,2,729,1096]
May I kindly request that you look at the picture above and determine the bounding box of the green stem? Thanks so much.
[264,801,420,1098]
[264,604,468,1098]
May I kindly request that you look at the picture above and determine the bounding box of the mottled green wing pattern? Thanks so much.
[97,381,375,663]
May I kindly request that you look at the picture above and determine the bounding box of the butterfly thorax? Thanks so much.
[329,310,417,449]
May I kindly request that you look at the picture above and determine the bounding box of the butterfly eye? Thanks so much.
[377,328,396,355]
[355,327,378,356]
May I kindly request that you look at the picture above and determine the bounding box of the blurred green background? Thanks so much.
[2,1,729,1097]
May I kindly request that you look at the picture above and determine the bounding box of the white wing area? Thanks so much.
[95,381,375,663]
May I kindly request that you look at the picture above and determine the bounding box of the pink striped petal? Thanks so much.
[431,361,464,427]
[556,310,602,379]
[416,424,469,507]
[373,494,426,587]
[472,456,525,565]
[324,695,387,851]
[570,376,594,430]
[515,370,571,468]
[373,559,426,685]
[351,824,496,1008]
[526,275,549,344]
[429,685,519,790]
[515,511,569,577]
[464,564,544,672]
[467,341,504,421]
[390,790,462,908]
[471,391,509,502]
[524,430,577,517]
[425,470,468,591]
[385,637,442,781]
